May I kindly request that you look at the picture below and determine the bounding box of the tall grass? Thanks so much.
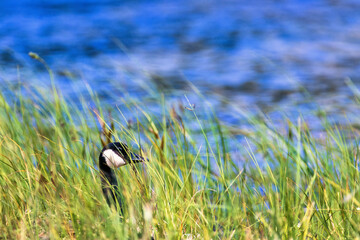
[0,79,360,239]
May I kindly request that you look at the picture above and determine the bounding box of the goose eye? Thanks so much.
[102,149,127,168]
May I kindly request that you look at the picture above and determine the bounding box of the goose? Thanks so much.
[99,142,146,214]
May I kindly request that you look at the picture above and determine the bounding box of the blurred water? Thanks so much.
[1,0,360,127]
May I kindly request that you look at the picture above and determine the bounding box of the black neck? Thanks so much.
[99,155,123,214]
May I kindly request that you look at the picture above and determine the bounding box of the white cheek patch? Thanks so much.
[102,149,127,168]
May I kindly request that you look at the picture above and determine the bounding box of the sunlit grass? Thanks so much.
[1,77,360,239]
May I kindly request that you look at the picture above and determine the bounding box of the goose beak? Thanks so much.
[129,152,148,163]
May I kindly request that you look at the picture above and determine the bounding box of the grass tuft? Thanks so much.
[1,81,360,239]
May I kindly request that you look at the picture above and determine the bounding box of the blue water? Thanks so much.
[1,0,360,125]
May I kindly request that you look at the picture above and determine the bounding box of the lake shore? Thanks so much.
[1,82,359,239]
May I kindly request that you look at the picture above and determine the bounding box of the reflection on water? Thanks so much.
[1,0,360,126]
